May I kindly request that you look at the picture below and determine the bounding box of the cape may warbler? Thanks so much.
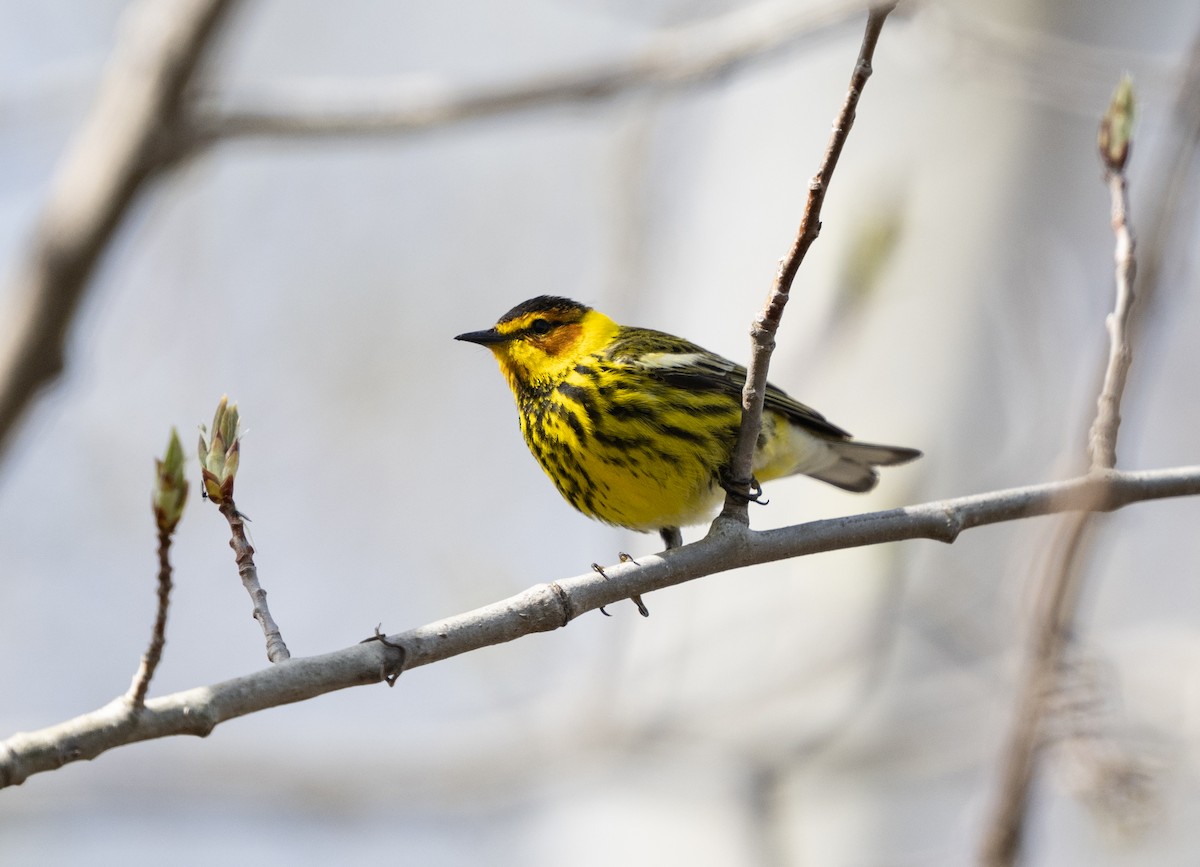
[457,296,920,551]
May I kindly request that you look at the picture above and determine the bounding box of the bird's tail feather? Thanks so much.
[807,440,922,493]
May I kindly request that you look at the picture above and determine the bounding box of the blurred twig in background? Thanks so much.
[976,22,1200,855]
[979,74,1143,867]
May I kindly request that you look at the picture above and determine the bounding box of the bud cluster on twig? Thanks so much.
[152,427,189,534]
[198,395,241,504]
[1098,74,1135,173]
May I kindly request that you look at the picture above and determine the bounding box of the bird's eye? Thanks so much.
[529,318,553,335]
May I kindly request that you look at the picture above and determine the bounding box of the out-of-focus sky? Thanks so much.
[2,1,1200,864]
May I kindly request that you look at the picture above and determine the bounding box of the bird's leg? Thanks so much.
[590,562,614,616]
[609,527,680,618]
[718,472,768,505]
[620,552,649,617]
[592,552,651,617]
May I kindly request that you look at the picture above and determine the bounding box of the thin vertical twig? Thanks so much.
[979,77,1138,867]
[126,529,176,709]
[716,3,899,529]
[199,397,290,662]
[127,429,189,710]
[1088,157,1137,470]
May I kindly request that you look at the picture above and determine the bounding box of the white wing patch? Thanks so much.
[636,352,709,370]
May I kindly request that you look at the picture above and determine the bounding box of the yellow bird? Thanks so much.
[457,296,920,611]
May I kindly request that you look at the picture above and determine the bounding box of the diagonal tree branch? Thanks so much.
[0,0,237,458]
[719,2,898,526]
[3,463,1199,789]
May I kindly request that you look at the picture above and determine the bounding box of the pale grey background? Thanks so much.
[1,1,1199,864]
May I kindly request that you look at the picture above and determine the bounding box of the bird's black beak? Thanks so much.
[455,328,509,346]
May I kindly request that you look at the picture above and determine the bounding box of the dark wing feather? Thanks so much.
[607,327,851,440]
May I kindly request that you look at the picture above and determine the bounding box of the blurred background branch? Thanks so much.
[973,20,1200,857]
[179,0,883,147]
[0,0,236,459]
